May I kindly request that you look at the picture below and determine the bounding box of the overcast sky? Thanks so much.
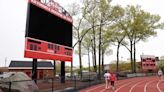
[0,0,164,67]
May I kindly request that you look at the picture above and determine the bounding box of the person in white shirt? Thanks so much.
[104,70,111,89]
[158,69,163,81]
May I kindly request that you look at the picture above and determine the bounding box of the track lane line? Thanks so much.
[144,80,156,92]
[114,80,138,92]
[85,84,105,92]
[129,80,147,92]
[85,78,132,92]
[86,78,134,92]
[157,80,162,92]
[100,81,127,92]
[129,78,154,92]
[81,76,158,92]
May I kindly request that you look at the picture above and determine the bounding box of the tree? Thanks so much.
[83,0,124,77]
[157,60,164,72]
[96,0,125,78]
[104,5,126,72]
[97,0,111,79]
[69,0,106,78]
[121,5,164,72]
[84,0,99,72]
[81,30,93,73]
[101,40,113,72]
[112,29,127,72]
[68,0,92,78]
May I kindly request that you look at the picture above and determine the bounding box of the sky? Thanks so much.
[0,0,164,67]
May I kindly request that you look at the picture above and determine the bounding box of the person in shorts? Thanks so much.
[104,70,111,89]
[158,69,163,81]
[110,72,117,90]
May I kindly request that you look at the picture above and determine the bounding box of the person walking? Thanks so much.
[158,69,163,81]
[110,72,117,90]
[104,70,111,89]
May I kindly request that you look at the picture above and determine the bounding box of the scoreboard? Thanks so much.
[141,55,156,70]
[24,0,73,61]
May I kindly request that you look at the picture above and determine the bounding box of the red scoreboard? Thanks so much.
[141,55,156,70]
[24,0,73,62]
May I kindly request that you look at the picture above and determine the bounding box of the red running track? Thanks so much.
[79,76,164,92]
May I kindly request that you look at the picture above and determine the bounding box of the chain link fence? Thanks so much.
[0,72,157,92]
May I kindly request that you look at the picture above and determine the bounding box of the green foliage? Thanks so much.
[157,60,164,69]
[75,67,94,75]
[110,5,164,72]
[123,5,164,43]
[68,0,164,74]
[109,61,141,72]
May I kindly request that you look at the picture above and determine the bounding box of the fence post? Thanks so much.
[8,82,11,92]
[74,76,76,90]
[89,73,91,87]
[52,78,54,92]
[89,79,91,87]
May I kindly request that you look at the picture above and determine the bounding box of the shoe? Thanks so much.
[112,87,114,90]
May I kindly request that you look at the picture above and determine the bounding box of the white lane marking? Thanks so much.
[100,81,127,92]
[157,81,162,92]
[114,81,135,92]
[86,84,105,92]
[100,87,108,92]
[86,80,127,92]
[129,80,147,92]
[144,80,155,92]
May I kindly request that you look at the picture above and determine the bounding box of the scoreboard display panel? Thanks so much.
[24,0,73,61]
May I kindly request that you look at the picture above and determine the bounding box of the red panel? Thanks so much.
[24,37,72,62]
[141,56,157,70]
[141,62,156,70]
[24,50,72,62]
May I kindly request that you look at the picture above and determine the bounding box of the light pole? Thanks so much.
[5,57,7,67]
[121,56,123,62]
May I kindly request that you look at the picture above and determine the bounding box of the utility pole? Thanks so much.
[5,57,7,67]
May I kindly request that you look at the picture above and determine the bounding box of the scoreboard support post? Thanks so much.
[32,58,37,83]
[53,61,56,77]
[61,61,65,83]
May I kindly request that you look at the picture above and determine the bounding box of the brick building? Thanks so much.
[8,61,54,79]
